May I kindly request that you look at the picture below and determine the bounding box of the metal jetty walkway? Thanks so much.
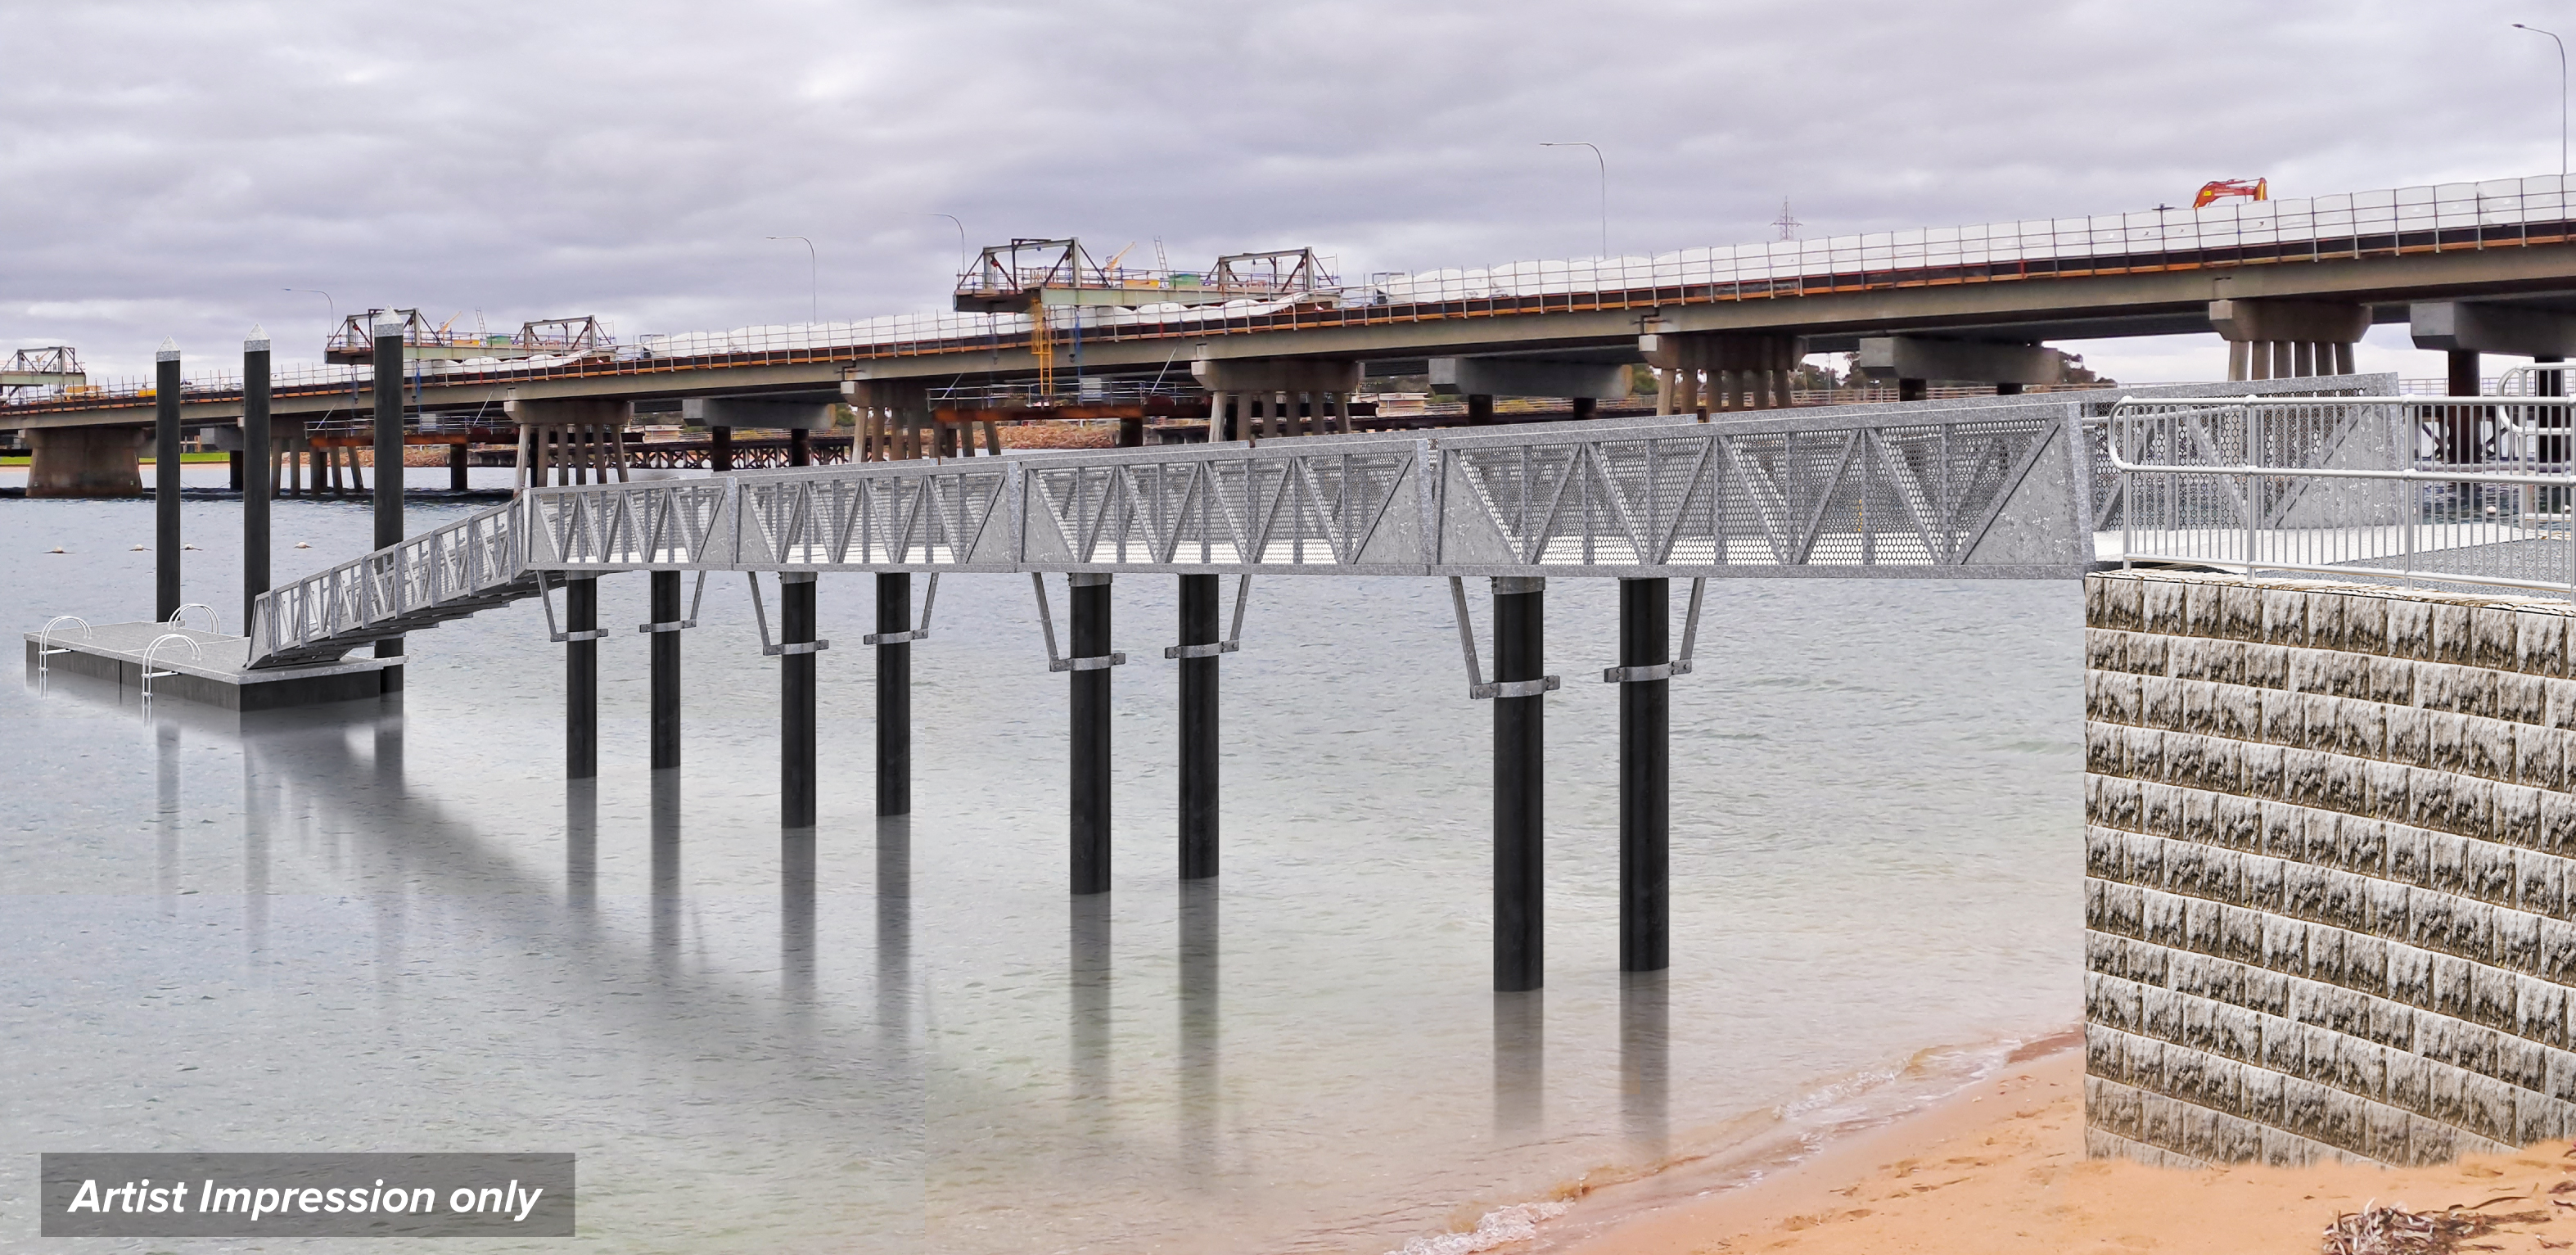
[179,381,2397,992]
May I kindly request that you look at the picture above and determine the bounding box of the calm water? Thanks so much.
[1,467,2082,1253]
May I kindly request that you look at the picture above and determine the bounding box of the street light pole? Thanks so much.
[285,287,335,341]
[931,213,968,276]
[2519,24,2569,180]
[766,236,819,324]
[1541,142,1608,259]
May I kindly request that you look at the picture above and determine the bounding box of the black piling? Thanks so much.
[242,332,272,632]
[650,570,681,770]
[783,573,817,828]
[1618,578,1671,973]
[226,451,242,491]
[154,344,181,621]
[789,426,811,467]
[876,573,911,816]
[1178,574,1220,879]
[1492,576,1545,993]
[566,576,597,779]
[711,425,734,474]
[372,321,405,689]
[1070,573,1112,895]
[448,440,469,491]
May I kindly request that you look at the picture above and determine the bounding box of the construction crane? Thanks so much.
[2193,178,2268,210]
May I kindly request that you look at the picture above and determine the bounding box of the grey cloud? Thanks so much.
[1,0,2555,382]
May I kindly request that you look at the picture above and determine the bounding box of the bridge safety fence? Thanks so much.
[20,174,2576,415]
[2108,395,2576,598]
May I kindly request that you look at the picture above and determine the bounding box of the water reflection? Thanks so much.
[651,772,681,968]
[876,816,912,1053]
[1621,971,1670,1150]
[782,824,816,1008]
[1071,892,1112,1116]
[242,752,269,959]
[1494,991,1543,1134]
[1179,880,1219,1181]
[156,721,179,911]
[564,778,598,912]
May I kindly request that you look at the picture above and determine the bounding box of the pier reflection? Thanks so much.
[565,779,598,913]
[1622,971,1669,1150]
[156,720,179,911]
[1178,881,1219,1179]
[781,822,816,1010]
[650,771,681,969]
[1494,991,1543,1134]
[1071,893,1112,1115]
[876,817,912,1052]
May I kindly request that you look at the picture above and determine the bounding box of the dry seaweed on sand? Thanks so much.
[2321,1195,2551,1253]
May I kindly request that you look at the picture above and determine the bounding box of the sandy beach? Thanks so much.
[1549,1041,2576,1254]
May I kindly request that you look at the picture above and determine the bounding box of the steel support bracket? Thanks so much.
[1448,576,1559,702]
[533,570,610,644]
[636,570,709,634]
[1031,572,1126,673]
[1599,578,1707,684]
[747,571,830,657]
[1163,574,1252,660]
[864,573,940,645]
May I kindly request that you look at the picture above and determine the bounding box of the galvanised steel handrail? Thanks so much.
[245,401,2109,668]
[2109,395,2576,597]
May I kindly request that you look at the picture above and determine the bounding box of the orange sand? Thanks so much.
[1550,1046,2576,1254]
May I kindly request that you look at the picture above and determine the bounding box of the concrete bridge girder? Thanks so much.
[2407,300,2576,359]
[1855,336,2060,390]
[28,235,2576,437]
[679,397,835,430]
[1426,357,1628,400]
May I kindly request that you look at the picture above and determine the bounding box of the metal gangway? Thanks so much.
[241,376,2405,670]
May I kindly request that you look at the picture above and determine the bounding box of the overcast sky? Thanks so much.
[2,0,2563,385]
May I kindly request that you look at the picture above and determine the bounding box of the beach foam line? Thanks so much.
[1377,1023,2081,1255]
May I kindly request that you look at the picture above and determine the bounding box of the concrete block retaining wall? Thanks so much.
[2083,571,2576,1167]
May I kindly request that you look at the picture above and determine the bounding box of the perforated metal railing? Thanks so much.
[2107,395,2576,598]
[242,400,2123,666]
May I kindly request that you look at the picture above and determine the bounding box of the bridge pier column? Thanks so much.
[23,425,147,498]
[243,332,271,632]
[1071,573,1112,895]
[877,573,910,816]
[2448,349,2484,463]
[1617,578,1670,973]
[650,570,681,770]
[1178,574,1219,880]
[567,576,598,779]
[1493,576,1545,993]
[783,573,817,828]
[2211,299,2367,385]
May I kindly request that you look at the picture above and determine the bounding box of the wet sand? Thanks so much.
[1549,1045,2576,1254]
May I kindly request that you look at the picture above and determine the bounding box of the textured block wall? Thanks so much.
[2084,571,2576,1167]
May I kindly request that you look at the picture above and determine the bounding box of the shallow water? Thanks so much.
[1,467,2081,1253]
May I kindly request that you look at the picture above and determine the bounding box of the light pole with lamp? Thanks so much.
[1541,142,1608,259]
[765,236,819,324]
[930,213,968,277]
[2518,24,2569,180]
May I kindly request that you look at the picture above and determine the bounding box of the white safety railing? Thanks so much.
[2108,395,2576,597]
[27,174,2575,413]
